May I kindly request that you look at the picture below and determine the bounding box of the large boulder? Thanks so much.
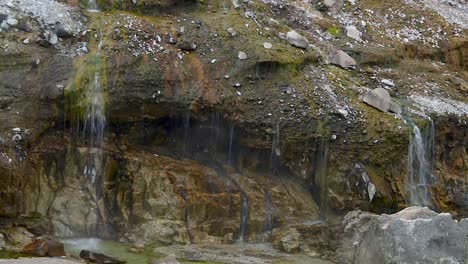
[80,250,126,264]
[22,239,65,257]
[286,31,309,49]
[330,50,356,69]
[362,88,401,114]
[338,207,468,264]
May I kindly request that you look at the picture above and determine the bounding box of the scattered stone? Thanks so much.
[346,25,362,42]
[80,250,126,264]
[233,83,241,87]
[210,59,217,64]
[152,254,181,264]
[22,240,65,257]
[12,134,22,142]
[381,79,395,87]
[330,50,356,69]
[178,41,197,51]
[238,51,247,60]
[55,24,73,38]
[323,0,344,13]
[6,18,18,27]
[0,20,9,30]
[226,27,236,37]
[23,38,30,44]
[263,42,272,49]
[286,30,309,49]
[337,109,349,118]
[167,34,177,44]
[338,207,468,264]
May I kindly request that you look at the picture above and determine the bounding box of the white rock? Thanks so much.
[263,42,272,49]
[23,38,30,44]
[6,18,18,26]
[47,31,58,45]
[238,51,247,60]
[381,79,395,87]
[346,25,362,42]
[338,109,349,118]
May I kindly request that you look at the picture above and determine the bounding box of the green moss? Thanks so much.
[65,18,109,125]
[327,26,342,37]
[0,250,33,259]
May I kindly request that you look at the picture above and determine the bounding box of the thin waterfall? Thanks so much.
[228,123,234,167]
[82,29,106,184]
[270,121,280,174]
[87,0,99,12]
[264,188,273,240]
[315,138,329,220]
[238,192,249,242]
[407,119,435,207]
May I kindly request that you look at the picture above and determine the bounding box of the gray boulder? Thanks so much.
[363,88,401,114]
[363,88,390,112]
[338,207,467,264]
[152,254,181,264]
[323,0,344,13]
[286,30,309,49]
[330,50,356,69]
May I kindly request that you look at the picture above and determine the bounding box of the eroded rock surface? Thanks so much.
[338,207,468,264]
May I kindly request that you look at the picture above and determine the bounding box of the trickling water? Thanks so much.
[315,138,329,220]
[82,29,106,184]
[407,120,435,207]
[228,123,234,166]
[87,0,99,12]
[239,192,249,242]
[264,188,273,240]
[269,122,280,174]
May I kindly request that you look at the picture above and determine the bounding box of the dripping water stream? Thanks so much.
[238,192,249,242]
[87,0,99,12]
[407,119,435,207]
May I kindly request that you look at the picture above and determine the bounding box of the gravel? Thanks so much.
[410,95,468,117]
[0,259,82,264]
[403,0,468,29]
[0,0,83,33]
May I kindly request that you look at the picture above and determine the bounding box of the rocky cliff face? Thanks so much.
[0,0,467,262]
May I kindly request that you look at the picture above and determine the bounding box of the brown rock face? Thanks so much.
[22,239,65,257]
